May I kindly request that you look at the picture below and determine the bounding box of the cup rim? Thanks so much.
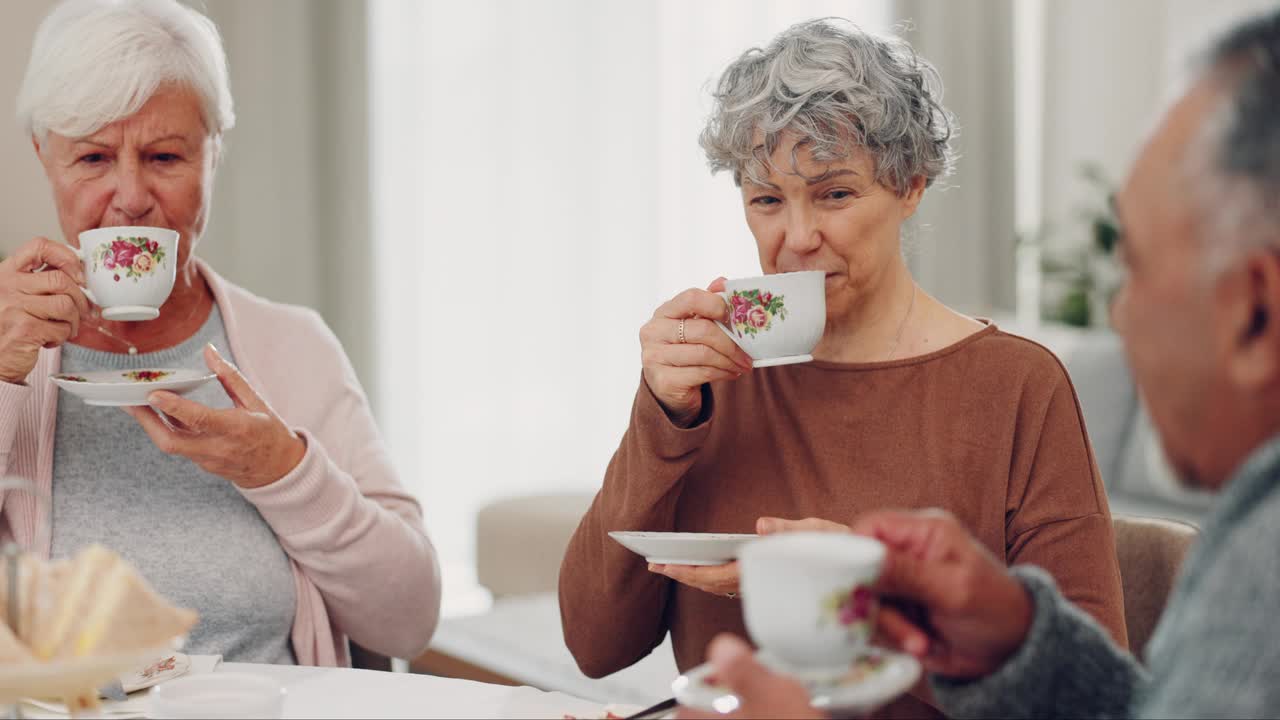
[77,226,180,245]
[724,269,825,285]
[740,531,886,566]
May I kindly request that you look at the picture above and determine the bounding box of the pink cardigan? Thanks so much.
[0,260,441,666]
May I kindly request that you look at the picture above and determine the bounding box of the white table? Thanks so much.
[426,592,679,706]
[217,663,619,719]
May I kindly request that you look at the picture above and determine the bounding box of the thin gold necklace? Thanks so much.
[884,285,917,361]
[83,297,209,356]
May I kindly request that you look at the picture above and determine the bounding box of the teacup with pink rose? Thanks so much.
[73,226,179,322]
[714,270,825,367]
[739,531,887,680]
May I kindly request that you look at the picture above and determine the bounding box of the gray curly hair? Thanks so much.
[699,18,956,196]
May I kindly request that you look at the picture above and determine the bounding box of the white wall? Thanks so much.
[200,0,322,315]
[896,0,1017,315]
[1163,0,1280,80]
[1037,0,1277,250]
[0,2,59,250]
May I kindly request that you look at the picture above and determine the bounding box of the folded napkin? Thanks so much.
[18,654,222,719]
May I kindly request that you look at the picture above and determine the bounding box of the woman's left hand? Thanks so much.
[648,516,855,597]
[756,516,852,535]
[124,344,306,489]
[649,561,741,598]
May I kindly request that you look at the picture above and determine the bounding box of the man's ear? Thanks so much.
[1222,249,1280,391]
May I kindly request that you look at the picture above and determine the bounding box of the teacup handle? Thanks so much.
[63,245,100,306]
[712,291,749,353]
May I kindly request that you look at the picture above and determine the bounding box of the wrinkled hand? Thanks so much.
[0,237,91,384]
[851,509,1033,679]
[756,516,852,535]
[676,634,824,720]
[640,278,752,426]
[124,344,306,488]
[649,560,740,598]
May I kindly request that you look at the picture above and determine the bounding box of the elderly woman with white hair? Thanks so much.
[0,0,440,665]
[560,19,1127,716]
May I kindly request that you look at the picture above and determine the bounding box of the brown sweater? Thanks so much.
[559,324,1129,717]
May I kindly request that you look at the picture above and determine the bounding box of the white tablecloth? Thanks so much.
[430,592,679,706]
[217,663,615,719]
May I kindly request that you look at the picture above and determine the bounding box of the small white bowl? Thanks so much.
[148,672,285,719]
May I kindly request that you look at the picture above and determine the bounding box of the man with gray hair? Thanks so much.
[681,9,1280,719]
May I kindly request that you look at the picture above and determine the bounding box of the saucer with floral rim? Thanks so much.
[51,369,215,407]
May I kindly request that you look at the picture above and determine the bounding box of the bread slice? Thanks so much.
[21,546,197,661]
[67,553,197,657]
[0,554,71,651]
[30,546,118,660]
[0,613,32,664]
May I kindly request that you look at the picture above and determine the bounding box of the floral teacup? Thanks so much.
[739,532,886,680]
[714,270,825,367]
[75,226,179,321]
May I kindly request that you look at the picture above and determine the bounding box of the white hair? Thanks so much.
[1187,9,1280,279]
[15,0,235,141]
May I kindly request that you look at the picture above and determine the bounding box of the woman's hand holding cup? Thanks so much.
[640,278,753,426]
[0,237,91,384]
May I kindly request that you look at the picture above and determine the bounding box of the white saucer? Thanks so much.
[609,531,758,566]
[52,369,216,407]
[673,648,921,715]
[100,306,160,322]
[750,354,813,368]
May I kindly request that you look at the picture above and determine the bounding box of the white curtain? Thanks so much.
[369,0,891,612]
[894,0,1016,313]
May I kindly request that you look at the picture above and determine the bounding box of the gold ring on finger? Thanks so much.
[677,318,687,344]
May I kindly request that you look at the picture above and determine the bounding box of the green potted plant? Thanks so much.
[1037,163,1122,328]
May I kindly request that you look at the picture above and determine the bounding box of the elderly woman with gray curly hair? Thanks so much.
[560,19,1127,716]
[0,0,440,666]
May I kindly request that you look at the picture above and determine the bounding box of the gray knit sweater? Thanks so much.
[51,306,296,664]
[932,437,1280,719]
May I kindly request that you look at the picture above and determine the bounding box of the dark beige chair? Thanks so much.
[1112,514,1199,659]
[350,642,394,672]
[476,493,595,598]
